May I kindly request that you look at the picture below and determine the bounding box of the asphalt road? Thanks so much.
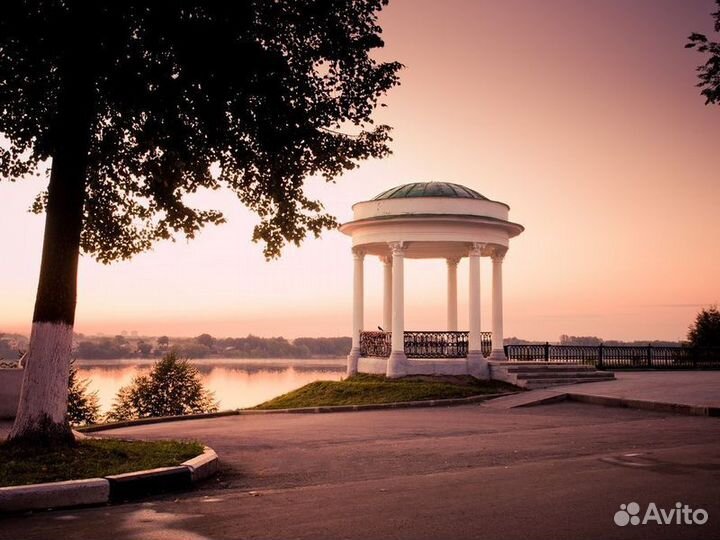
[2,402,719,540]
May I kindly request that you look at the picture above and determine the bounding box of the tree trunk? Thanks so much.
[8,55,94,446]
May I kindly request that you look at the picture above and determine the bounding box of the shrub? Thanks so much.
[107,352,218,421]
[67,361,101,426]
[688,305,720,348]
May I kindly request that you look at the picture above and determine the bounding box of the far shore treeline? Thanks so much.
[0,332,352,360]
[0,332,684,361]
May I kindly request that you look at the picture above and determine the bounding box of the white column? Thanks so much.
[382,256,393,332]
[386,241,407,377]
[466,243,488,378]
[490,250,507,360]
[467,244,483,352]
[446,258,459,331]
[390,243,404,353]
[347,247,364,375]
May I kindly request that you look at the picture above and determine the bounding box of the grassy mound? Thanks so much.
[0,439,204,487]
[253,373,520,410]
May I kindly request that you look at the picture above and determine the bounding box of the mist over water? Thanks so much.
[76,358,345,413]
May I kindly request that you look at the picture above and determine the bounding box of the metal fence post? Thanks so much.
[598,343,604,369]
[544,341,550,362]
[647,343,652,368]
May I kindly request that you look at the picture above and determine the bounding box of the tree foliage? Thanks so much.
[194,333,216,348]
[136,340,152,356]
[67,361,101,426]
[687,1,720,104]
[292,336,351,356]
[215,335,309,358]
[687,305,720,348]
[76,338,131,359]
[0,1,401,260]
[107,352,218,421]
[559,335,602,346]
[68,334,352,359]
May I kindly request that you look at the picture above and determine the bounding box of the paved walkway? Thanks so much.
[3,398,720,539]
[2,371,720,539]
[556,371,720,407]
[2,370,718,438]
[485,371,720,411]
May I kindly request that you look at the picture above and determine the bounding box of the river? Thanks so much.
[75,358,346,414]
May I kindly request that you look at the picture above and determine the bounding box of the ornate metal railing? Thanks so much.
[403,331,469,358]
[481,331,492,356]
[359,331,492,358]
[357,337,720,368]
[504,343,720,369]
[359,331,392,358]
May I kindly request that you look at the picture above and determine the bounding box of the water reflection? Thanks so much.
[76,358,345,413]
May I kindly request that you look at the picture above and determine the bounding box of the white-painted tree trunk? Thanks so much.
[7,41,93,445]
[9,322,74,442]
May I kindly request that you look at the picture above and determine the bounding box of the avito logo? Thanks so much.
[614,502,709,527]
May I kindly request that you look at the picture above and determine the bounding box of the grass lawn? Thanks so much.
[253,373,521,410]
[0,439,204,487]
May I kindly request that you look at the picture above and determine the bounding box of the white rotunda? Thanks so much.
[339,181,524,379]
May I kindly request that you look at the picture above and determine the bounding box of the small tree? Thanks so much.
[136,340,152,357]
[688,306,720,348]
[157,336,170,349]
[687,1,720,104]
[67,361,100,426]
[195,333,216,349]
[107,352,218,421]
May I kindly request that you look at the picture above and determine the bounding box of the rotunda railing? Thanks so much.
[359,331,392,358]
[359,331,492,358]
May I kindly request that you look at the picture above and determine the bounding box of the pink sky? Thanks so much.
[1,0,719,342]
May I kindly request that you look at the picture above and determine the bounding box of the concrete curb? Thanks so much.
[183,446,219,482]
[0,478,109,513]
[106,465,192,503]
[0,445,218,514]
[77,392,520,433]
[509,392,568,408]
[565,393,720,417]
[238,392,520,415]
[78,409,240,433]
[509,391,720,417]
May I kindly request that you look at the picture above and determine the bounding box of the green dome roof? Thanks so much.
[372,182,487,201]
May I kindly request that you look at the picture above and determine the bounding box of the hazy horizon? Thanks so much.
[0,328,688,343]
[1,0,719,342]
